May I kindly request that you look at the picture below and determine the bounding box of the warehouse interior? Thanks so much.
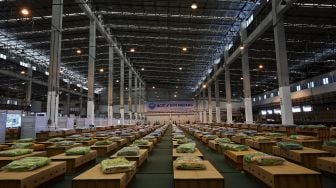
[0,0,336,188]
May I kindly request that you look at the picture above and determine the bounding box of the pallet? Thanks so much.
[0,151,47,167]
[208,140,222,153]
[72,162,136,188]
[243,161,322,188]
[0,161,66,188]
[110,149,148,168]
[172,141,180,148]
[245,139,276,154]
[94,136,111,141]
[136,142,154,153]
[317,157,336,174]
[112,139,128,147]
[50,150,97,173]
[231,136,247,144]
[91,142,118,157]
[282,138,323,149]
[173,160,224,188]
[45,143,82,157]
[172,148,204,160]
[321,145,336,156]
[224,148,258,170]
[272,146,331,169]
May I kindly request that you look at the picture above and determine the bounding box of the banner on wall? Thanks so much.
[146,101,195,113]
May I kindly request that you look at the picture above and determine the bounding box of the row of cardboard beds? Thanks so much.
[0,125,168,188]
[178,124,336,188]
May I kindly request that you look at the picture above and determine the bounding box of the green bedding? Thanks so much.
[2,157,50,171]
[76,137,91,141]
[132,139,149,146]
[289,135,315,140]
[173,135,185,139]
[10,143,33,149]
[95,140,113,146]
[298,125,326,129]
[65,146,91,155]
[116,146,140,156]
[101,157,135,174]
[219,143,249,151]
[0,149,33,157]
[324,140,336,147]
[234,133,249,138]
[109,136,122,141]
[215,138,233,144]
[204,135,218,139]
[244,152,285,166]
[16,138,34,143]
[177,138,193,144]
[176,143,196,153]
[277,142,303,150]
[265,132,284,137]
[175,156,206,170]
[252,136,271,142]
[48,137,65,142]
[55,141,75,147]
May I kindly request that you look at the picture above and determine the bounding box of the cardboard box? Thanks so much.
[0,161,66,188]
[282,138,323,149]
[0,151,47,167]
[321,145,336,156]
[110,149,148,168]
[136,142,154,153]
[245,139,276,154]
[91,142,118,157]
[45,143,82,157]
[172,148,204,160]
[173,160,224,188]
[224,148,258,170]
[317,157,336,174]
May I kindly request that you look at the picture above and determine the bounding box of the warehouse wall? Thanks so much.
[146,113,196,124]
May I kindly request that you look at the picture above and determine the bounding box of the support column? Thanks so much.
[214,65,221,123]
[128,69,132,121]
[240,23,253,124]
[107,46,114,126]
[79,87,83,116]
[134,77,138,121]
[198,95,202,122]
[225,67,233,124]
[26,65,32,115]
[65,83,70,117]
[120,57,125,125]
[86,19,96,126]
[138,81,142,120]
[142,83,146,120]
[47,0,63,129]
[208,84,212,123]
[202,90,207,123]
[272,0,294,125]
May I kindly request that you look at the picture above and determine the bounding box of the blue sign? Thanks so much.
[148,103,156,109]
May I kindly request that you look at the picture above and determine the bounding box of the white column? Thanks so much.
[107,46,114,126]
[134,77,138,121]
[272,0,294,125]
[225,67,233,124]
[202,90,207,123]
[86,19,96,126]
[208,84,213,123]
[47,0,63,129]
[26,65,32,115]
[138,81,142,120]
[120,57,125,125]
[214,65,221,123]
[198,96,203,122]
[128,69,132,121]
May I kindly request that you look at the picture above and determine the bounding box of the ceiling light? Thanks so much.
[76,49,82,54]
[239,45,245,50]
[191,3,198,10]
[178,67,182,70]
[21,8,30,16]
[258,64,264,69]
[116,80,119,83]
[274,77,277,79]
[74,88,77,91]
[256,84,259,87]
[176,86,178,89]
[141,68,145,71]
[182,47,187,52]
[99,68,104,72]
[202,84,206,88]
[240,77,244,80]
[174,94,177,98]
[20,71,25,74]
[130,48,135,53]
[152,86,155,89]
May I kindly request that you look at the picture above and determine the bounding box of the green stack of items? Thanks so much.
[132,139,149,146]
[109,136,122,141]
[277,142,303,150]
[324,140,336,147]
[101,157,135,174]
[175,156,206,170]
[173,135,185,139]
[95,140,113,146]
[234,133,250,139]
[176,143,196,153]
[65,146,91,155]
[298,124,326,129]
[244,152,285,166]
[215,138,233,144]
[177,138,193,144]
[252,136,271,142]
[10,143,33,149]
[0,149,33,157]
[55,141,75,147]
[16,138,34,143]
[48,137,65,142]
[2,157,50,171]
[76,137,91,141]
[265,132,284,138]
[116,146,140,156]
[219,143,249,151]
[203,135,218,139]
[289,135,315,140]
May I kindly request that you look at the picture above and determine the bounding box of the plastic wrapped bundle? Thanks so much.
[95,140,113,146]
[76,137,91,141]
[96,133,109,137]
[176,143,196,153]
[143,136,155,140]
[298,124,326,129]
[215,138,233,144]
[243,130,258,136]
[0,149,33,157]
[252,136,271,142]
[68,134,82,139]
[116,146,140,156]
[204,135,218,139]
[48,137,65,142]
[265,132,284,138]
[277,142,303,150]
[132,139,149,146]
[244,152,285,166]
[10,143,33,149]
[219,143,249,151]
[16,138,34,143]
[289,135,315,140]
[177,138,193,144]
[173,135,185,139]
[82,133,93,137]
[175,156,206,170]
[109,136,122,141]
[324,140,336,147]
[65,146,91,155]
[55,141,75,147]
[2,157,50,171]
[101,157,135,174]
[235,133,249,139]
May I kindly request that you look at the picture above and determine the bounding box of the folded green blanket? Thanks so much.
[116,146,140,156]
[244,152,285,166]
[265,132,284,137]
[95,140,113,146]
[289,135,315,140]
[324,140,336,147]
[10,143,33,149]
[0,149,33,157]
[177,138,193,144]
[219,143,249,151]
[65,146,91,155]
[175,156,206,170]
[252,136,271,142]
[132,139,149,146]
[277,142,303,150]
[215,138,233,144]
[55,141,75,147]
[48,137,65,142]
[101,157,135,174]
[16,138,34,143]
[2,157,50,171]
[204,135,218,139]
[234,133,249,138]
[109,136,122,141]
[173,135,185,139]
[176,143,196,153]
[76,137,92,141]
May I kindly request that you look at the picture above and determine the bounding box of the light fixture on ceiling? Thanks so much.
[21,8,30,16]
[130,48,135,53]
[240,77,244,80]
[99,68,104,72]
[176,86,178,89]
[178,67,182,70]
[116,80,119,83]
[202,84,206,88]
[174,94,177,98]
[182,47,188,52]
[76,49,82,54]
[239,45,245,50]
[20,70,25,74]
[141,68,145,71]
[152,86,155,89]
[191,2,198,10]
[258,64,264,69]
